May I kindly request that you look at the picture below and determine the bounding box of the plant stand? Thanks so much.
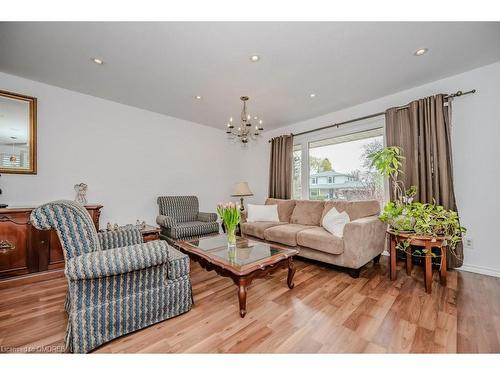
[388,230,448,293]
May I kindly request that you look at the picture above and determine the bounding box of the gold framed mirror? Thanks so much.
[0,90,37,174]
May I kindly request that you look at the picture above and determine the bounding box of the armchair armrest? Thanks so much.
[156,214,177,228]
[66,240,170,281]
[343,215,387,265]
[197,212,218,222]
[98,228,143,250]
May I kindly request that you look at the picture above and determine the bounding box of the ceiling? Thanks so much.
[1,22,500,131]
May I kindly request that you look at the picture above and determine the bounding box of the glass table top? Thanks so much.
[186,235,290,268]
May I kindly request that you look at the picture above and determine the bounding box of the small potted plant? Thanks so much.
[216,202,241,247]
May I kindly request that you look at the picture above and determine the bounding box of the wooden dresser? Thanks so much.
[0,205,102,281]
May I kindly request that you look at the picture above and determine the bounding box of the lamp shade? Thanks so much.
[231,182,253,197]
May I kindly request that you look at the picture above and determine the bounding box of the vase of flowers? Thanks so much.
[217,202,241,247]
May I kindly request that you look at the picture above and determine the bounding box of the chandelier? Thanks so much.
[225,96,264,144]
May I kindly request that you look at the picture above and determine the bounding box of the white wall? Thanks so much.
[246,61,500,277]
[0,72,243,225]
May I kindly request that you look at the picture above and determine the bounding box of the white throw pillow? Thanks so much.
[247,204,280,223]
[322,207,351,237]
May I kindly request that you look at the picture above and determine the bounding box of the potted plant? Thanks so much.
[368,146,466,259]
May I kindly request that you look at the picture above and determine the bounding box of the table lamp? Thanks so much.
[231,182,253,211]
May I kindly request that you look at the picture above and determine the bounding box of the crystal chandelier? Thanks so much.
[225,96,264,144]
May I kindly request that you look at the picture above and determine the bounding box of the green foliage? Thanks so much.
[216,202,240,231]
[405,185,417,199]
[320,158,333,172]
[379,201,415,231]
[361,139,383,170]
[310,156,334,174]
[379,201,466,250]
[410,202,466,250]
[368,146,404,179]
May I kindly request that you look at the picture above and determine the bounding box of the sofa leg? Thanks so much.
[348,268,361,278]
[373,254,382,264]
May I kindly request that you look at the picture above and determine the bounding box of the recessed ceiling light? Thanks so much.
[310,93,316,98]
[91,57,104,65]
[414,48,428,56]
[195,95,202,100]
[249,55,260,62]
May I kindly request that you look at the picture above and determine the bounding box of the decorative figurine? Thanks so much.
[74,182,88,205]
[107,222,113,231]
[113,223,119,231]
[141,220,146,230]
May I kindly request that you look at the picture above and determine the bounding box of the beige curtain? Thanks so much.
[386,94,463,268]
[269,135,293,199]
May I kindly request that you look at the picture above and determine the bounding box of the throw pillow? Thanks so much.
[322,207,351,237]
[247,204,280,222]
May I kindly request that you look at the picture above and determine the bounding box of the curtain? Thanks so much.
[385,94,463,268]
[269,135,294,199]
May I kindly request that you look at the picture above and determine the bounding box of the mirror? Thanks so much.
[0,90,37,174]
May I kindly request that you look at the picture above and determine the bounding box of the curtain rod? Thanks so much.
[268,89,476,142]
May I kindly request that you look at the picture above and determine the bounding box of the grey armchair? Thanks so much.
[30,200,192,353]
[156,196,219,245]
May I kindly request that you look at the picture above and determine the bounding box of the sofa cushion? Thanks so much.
[241,221,287,239]
[297,227,344,255]
[321,200,380,222]
[247,204,279,222]
[263,224,312,246]
[322,207,350,237]
[265,198,296,222]
[290,200,325,226]
[170,221,219,239]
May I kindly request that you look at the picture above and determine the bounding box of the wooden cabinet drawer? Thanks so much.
[0,212,33,278]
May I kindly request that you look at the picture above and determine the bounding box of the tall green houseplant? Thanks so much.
[368,146,465,258]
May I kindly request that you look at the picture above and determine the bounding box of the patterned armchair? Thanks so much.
[30,200,192,353]
[156,196,219,245]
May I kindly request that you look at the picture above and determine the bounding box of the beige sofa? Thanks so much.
[241,198,387,277]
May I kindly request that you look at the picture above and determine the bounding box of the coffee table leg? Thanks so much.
[287,258,296,289]
[238,279,248,318]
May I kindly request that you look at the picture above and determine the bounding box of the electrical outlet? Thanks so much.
[465,237,474,249]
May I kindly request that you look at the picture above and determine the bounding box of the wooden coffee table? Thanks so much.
[176,234,298,317]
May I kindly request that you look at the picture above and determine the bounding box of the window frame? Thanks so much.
[292,116,387,201]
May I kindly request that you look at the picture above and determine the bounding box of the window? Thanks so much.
[293,126,386,207]
[292,144,302,199]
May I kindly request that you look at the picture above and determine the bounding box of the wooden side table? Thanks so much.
[141,225,161,242]
[388,230,448,293]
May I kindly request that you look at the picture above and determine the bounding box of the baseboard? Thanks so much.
[459,264,500,278]
[0,269,64,290]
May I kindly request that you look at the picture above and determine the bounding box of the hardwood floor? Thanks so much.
[1,256,499,353]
